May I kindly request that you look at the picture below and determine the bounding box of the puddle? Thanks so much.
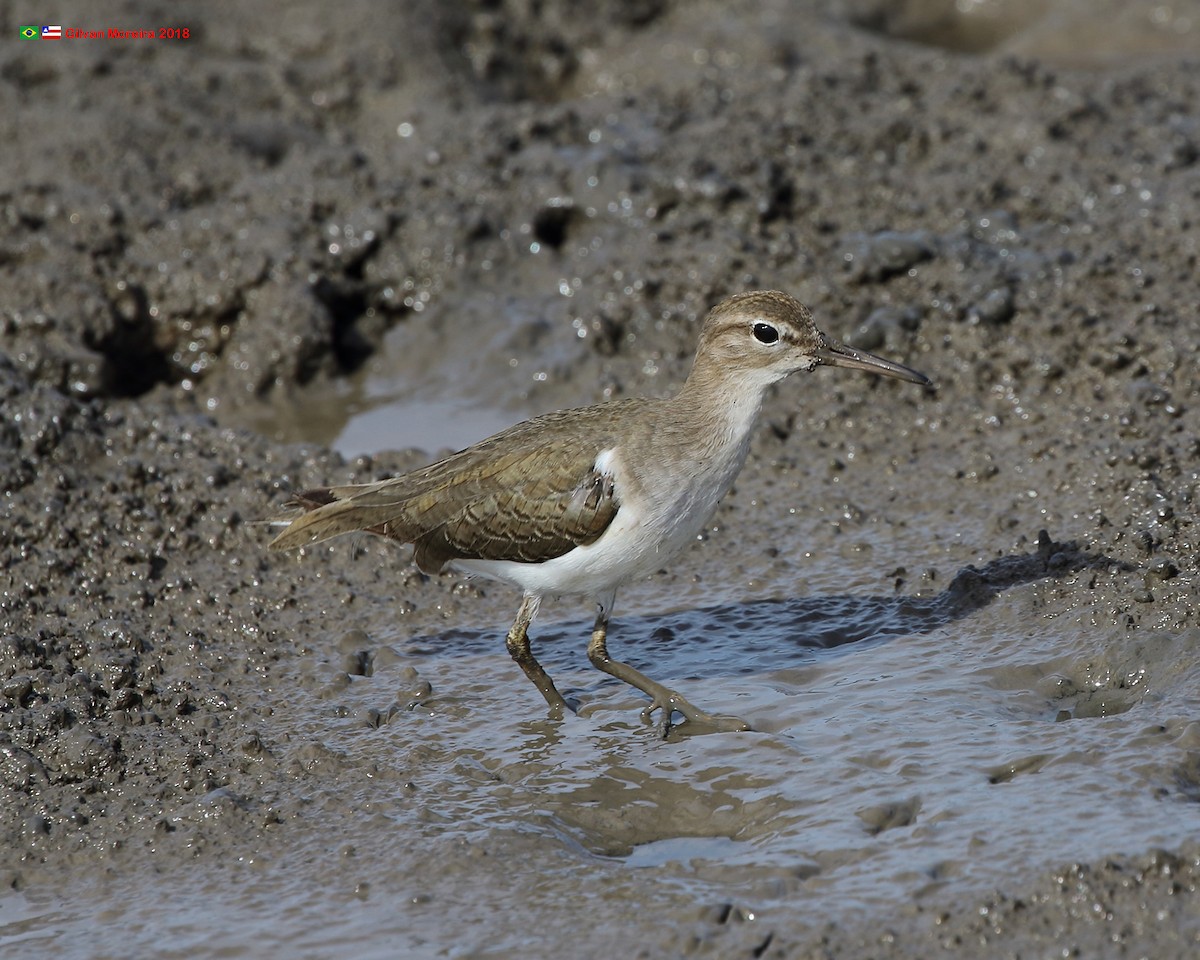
[332,393,520,459]
[623,835,751,868]
[10,568,1200,956]
[224,290,590,458]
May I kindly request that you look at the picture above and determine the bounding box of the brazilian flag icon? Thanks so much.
[20,25,39,39]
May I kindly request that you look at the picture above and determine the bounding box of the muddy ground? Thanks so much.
[3,0,1200,956]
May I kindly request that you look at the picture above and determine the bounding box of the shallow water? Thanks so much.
[382,599,1200,917]
[334,394,521,460]
[222,278,589,459]
[9,564,1198,957]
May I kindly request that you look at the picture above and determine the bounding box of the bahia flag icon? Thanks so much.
[42,25,62,39]
[19,25,39,39]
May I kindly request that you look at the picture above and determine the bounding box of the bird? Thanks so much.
[269,290,931,736]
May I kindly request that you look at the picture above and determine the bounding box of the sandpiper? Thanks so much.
[270,290,930,735]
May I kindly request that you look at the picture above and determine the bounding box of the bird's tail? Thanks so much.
[267,483,412,551]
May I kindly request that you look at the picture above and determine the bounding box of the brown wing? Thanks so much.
[409,446,617,570]
[268,402,638,572]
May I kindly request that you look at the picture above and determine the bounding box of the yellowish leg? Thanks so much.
[585,607,750,737]
[505,594,568,717]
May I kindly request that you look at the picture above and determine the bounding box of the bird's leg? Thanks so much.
[505,594,568,718]
[585,603,751,738]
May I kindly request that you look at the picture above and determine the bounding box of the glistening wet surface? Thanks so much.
[9,537,1199,957]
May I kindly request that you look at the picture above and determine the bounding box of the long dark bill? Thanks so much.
[816,339,932,386]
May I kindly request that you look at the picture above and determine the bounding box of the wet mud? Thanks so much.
[4,0,1200,956]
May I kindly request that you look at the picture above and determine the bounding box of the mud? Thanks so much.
[4,0,1200,956]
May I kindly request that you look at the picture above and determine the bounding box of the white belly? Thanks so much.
[453,438,746,602]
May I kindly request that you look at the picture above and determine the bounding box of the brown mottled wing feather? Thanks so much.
[410,445,617,571]
[269,402,639,572]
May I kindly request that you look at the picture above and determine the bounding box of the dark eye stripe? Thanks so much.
[752,321,779,344]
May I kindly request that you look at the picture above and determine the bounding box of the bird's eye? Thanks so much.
[752,321,779,344]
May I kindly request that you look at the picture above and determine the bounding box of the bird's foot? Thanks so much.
[640,690,752,739]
